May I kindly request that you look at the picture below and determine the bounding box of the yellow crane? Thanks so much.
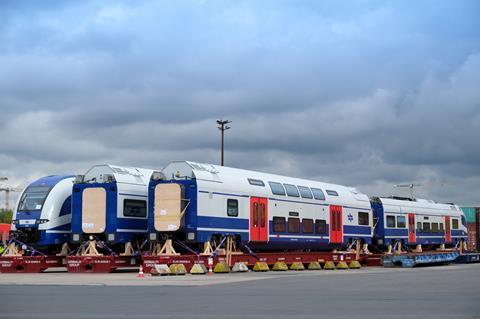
[0,177,23,211]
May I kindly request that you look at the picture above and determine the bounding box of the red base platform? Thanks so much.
[142,252,379,273]
[0,256,66,273]
[66,255,140,273]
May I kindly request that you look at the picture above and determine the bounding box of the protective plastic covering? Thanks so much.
[154,183,184,232]
[82,187,106,233]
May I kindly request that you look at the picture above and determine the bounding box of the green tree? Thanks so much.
[0,209,13,223]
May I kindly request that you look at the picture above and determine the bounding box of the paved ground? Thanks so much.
[0,264,479,319]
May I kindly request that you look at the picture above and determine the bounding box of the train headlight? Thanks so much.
[35,219,49,224]
[378,239,384,245]
[107,233,115,242]
[72,234,80,242]
[149,232,157,241]
[187,232,195,241]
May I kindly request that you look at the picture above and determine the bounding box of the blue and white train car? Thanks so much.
[11,175,75,250]
[371,197,468,247]
[70,164,154,246]
[147,161,373,250]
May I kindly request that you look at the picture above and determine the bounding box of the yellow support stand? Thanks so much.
[120,242,135,256]
[2,242,21,256]
[56,243,71,256]
[200,241,214,256]
[155,239,180,256]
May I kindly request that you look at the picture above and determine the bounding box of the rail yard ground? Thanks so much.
[0,264,479,319]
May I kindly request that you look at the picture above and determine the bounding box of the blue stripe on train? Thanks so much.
[117,218,148,230]
[196,216,249,229]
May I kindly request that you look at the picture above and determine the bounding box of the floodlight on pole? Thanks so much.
[217,119,232,166]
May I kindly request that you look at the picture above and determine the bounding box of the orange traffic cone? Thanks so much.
[137,265,145,278]
[207,257,213,275]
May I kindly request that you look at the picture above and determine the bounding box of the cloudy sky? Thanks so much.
[1,0,479,206]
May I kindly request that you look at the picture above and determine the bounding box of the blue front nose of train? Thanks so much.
[13,210,46,228]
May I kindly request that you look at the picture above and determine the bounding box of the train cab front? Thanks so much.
[147,171,191,244]
[11,184,53,245]
[70,173,118,245]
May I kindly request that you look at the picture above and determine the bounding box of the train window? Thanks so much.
[123,199,147,217]
[227,199,238,217]
[18,185,52,211]
[423,222,430,232]
[269,182,286,196]
[311,188,326,200]
[386,215,396,228]
[302,219,314,233]
[461,215,466,227]
[248,178,265,187]
[326,190,338,196]
[284,184,300,197]
[440,223,444,232]
[417,222,422,232]
[358,212,369,225]
[315,219,327,234]
[452,219,459,229]
[289,212,299,217]
[273,217,286,232]
[298,186,313,199]
[288,218,300,233]
[424,216,429,220]
[432,223,439,233]
[397,216,406,228]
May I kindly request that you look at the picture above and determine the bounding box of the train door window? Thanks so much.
[288,218,300,233]
[432,222,439,233]
[298,186,313,199]
[259,203,266,227]
[452,219,459,229]
[123,199,147,217]
[273,217,286,232]
[302,219,314,233]
[423,222,430,232]
[253,202,258,227]
[461,215,466,227]
[326,190,339,196]
[315,219,327,234]
[358,212,369,225]
[397,216,406,228]
[269,182,286,196]
[311,188,326,200]
[386,215,396,228]
[227,199,238,217]
[440,223,444,232]
[284,184,300,197]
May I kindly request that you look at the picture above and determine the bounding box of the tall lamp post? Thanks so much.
[217,119,231,166]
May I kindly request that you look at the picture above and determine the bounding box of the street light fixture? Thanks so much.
[217,119,231,166]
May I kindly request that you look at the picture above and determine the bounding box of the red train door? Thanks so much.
[329,205,343,243]
[445,216,451,242]
[250,197,268,242]
[408,213,416,243]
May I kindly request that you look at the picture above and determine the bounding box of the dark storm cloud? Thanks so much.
[0,0,480,205]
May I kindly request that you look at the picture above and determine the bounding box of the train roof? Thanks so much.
[29,175,75,187]
[161,160,370,204]
[376,196,462,215]
[84,164,154,186]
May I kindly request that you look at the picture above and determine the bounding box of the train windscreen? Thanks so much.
[17,186,52,211]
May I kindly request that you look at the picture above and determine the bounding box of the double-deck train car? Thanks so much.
[70,164,154,247]
[371,196,468,248]
[147,161,373,250]
[10,175,75,251]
